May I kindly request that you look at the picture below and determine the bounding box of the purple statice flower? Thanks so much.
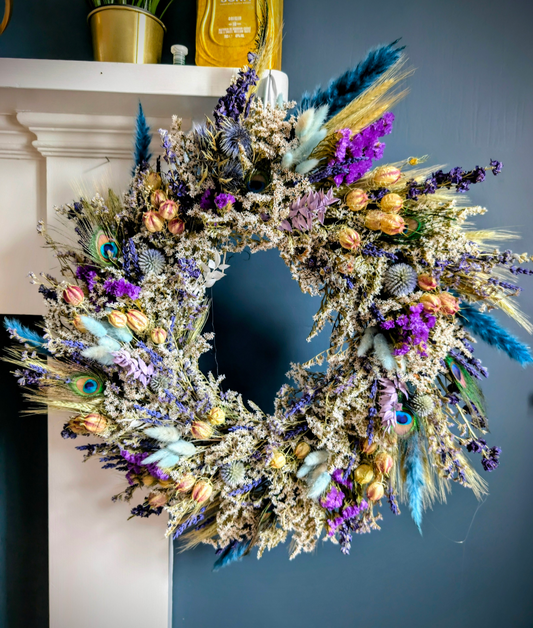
[76,265,98,291]
[280,189,339,232]
[312,113,394,187]
[214,193,235,210]
[391,304,436,357]
[213,54,258,124]
[103,278,141,301]
[327,500,369,537]
[482,446,501,472]
[466,438,487,453]
[199,188,214,209]
[320,486,345,510]
[332,468,353,489]
[113,349,154,386]
[490,159,503,175]
[121,449,169,485]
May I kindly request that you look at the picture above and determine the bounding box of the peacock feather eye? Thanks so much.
[402,217,423,238]
[394,409,417,437]
[69,373,104,397]
[91,229,119,265]
[450,360,467,387]
[246,170,270,193]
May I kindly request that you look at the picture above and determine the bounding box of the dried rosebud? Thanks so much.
[147,492,167,508]
[418,274,439,291]
[294,442,311,459]
[420,294,441,313]
[67,416,86,434]
[176,475,195,493]
[192,480,212,503]
[150,189,167,208]
[145,172,162,190]
[159,199,179,220]
[367,481,385,502]
[141,475,156,486]
[207,407,225,426]
[270,450,286,469]
[439,292,460,315]
[82,413,108,434]
[191,420,213,439]
[338,227,361,251]
[374,452,394,475]
[380,213,406,236]
[108,310,127,328]
[126,310,149,333]
[372,165,401,187]
[63,285,84,306]
[364,210,386,231]
[345,188,368,211]
[72,315,87,332]
[380,192,403,213]
[168,218,185,235]
[354,464,374,485]
[362,438,378,455]
[150,327,167,344]
[143,211,165,233]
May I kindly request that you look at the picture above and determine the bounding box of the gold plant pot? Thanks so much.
[88,6,166,64]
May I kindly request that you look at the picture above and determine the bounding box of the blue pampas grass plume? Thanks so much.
[403,432,425,534]
[300,40,405,120]
[132,102,152,175]
[3,318,50,354]
[307,471,331,499]
[80,345,115,366]
[460,303,533,366]
[213,539,251,572]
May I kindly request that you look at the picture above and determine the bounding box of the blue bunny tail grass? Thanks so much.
[3,317,50,355]
[460,303,533,366]
[299,40,405,119]
[402,431,425,535]
[132,102,152,175]
[213,538,251,571]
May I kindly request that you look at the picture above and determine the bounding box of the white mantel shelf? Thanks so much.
[0,57,288,118]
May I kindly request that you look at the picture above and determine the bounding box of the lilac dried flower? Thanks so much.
[214,193,235,210]
[280,189,338,232]
[76,265,98,291]
[113,350,155,386]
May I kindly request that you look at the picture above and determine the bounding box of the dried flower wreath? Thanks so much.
[5,41,533,569]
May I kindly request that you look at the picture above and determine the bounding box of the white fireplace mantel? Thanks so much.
[0,57,288,628]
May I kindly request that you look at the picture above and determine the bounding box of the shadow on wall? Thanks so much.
[0,316,48,628]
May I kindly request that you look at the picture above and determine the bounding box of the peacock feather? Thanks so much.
[445,355,486,421]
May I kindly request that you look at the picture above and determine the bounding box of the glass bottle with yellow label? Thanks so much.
[196,0,283,70]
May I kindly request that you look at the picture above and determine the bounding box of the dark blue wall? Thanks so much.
[1,1,533,627]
